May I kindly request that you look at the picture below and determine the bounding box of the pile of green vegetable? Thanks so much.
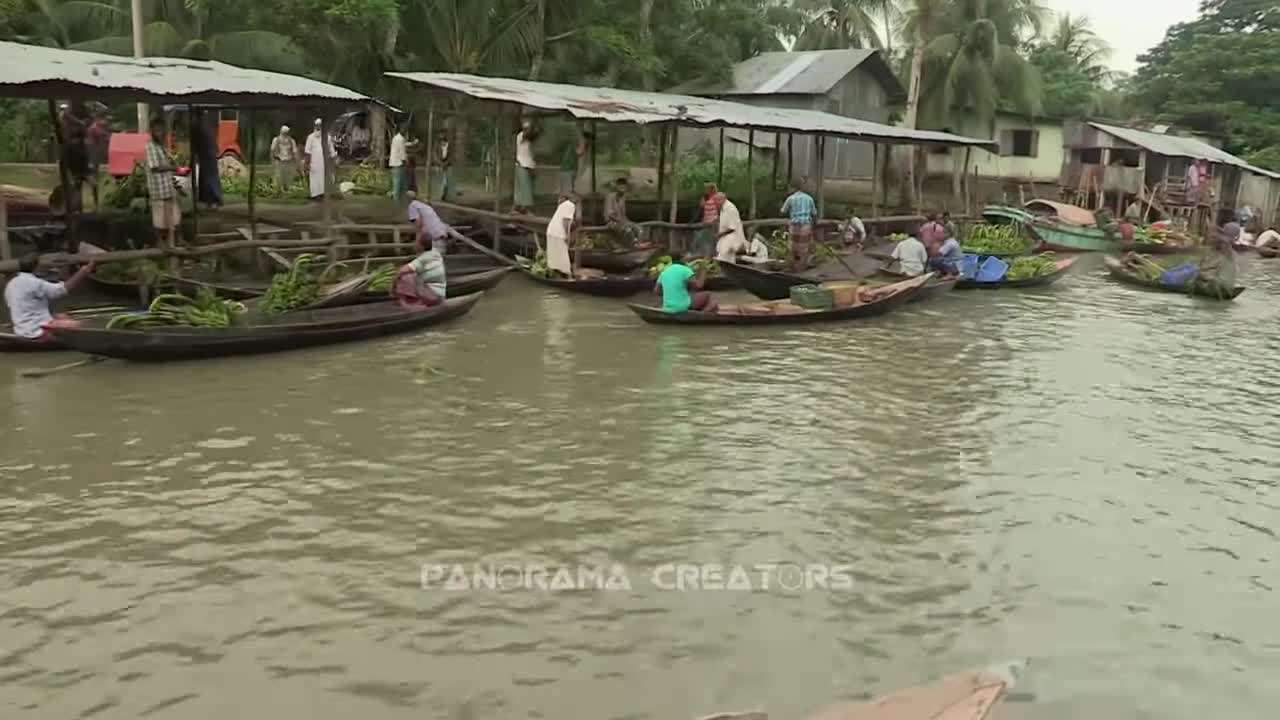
[887,232,908,245]
[648,255,673,278]
[529,249,550,277]
[221,175,309,201]
[962,224,1033,255]
[689,258,723,277]
[348,163,391,196]
[105,166,148,209]
[260,254,322,314]
[106,288,246,329]
[1004,253,1058,280]
[579,234,615,250]
[367,264,398,292]
[766,229,790,258]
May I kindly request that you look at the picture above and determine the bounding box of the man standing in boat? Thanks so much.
[714,192,747,262]
[406,191,452,255]
[544,192,577,278]
[780,180,817,271]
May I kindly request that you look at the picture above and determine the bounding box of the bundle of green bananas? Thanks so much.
[1004,252,1058,280]
[106,288,246,329]
[962,224,1033,255]
[366,264,399,292]
[648,255,674,278]
[529,249,550,277]
[766,229,790,258]
[689,258,723,277]
[259,254,322,315]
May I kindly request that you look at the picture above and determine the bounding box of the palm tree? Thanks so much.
[2,0,119,48]
[793,0,892,50]
[1046,12,1111,81]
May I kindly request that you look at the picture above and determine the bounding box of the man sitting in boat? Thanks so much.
[713,193,747,262]
[655,254,717,314]
[890,229,928,276]
[1199,221,1240,290]
[4,253,97,341]
[929,234,963,276]
[738,233,770,264]
[391,236,447,309]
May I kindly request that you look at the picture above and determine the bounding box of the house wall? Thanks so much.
[1238,172,1277,225]
[677,65,893,184]
[924,115,1062,182]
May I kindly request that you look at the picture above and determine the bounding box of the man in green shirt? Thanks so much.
[655,254,717,314]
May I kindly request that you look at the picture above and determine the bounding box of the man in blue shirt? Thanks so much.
[780,181,817,271]
[929,235,963,276]
[655,254,717,314]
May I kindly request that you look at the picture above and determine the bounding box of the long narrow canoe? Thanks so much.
[802,661,1024,720]
[520,268,653,297]
[717,261,816,300]
[867,271,959,303]
[1116,241,1187,255]
[1256,246,1279,259]
[0,332,67,352]
[351,267,512,304]
[498,235,658,272]
[50,294,484,362]
[955,257,1077,289]
[628,275,929,326]
[984,204,1118,253]
[1102,256,1245,300]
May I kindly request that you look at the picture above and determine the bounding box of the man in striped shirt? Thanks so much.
[145,117,183,249]
[781,180,817,271]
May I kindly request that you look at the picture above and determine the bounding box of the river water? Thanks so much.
[3,254,1279,720]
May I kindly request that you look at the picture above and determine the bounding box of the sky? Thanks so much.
[1043,0,1203,73]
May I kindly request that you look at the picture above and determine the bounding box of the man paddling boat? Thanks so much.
[655,253,717,314]
[1199,221,1240,291]
[406,191,452,255]
[4,253,97,340]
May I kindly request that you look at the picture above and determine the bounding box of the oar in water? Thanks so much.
[20,356,105,379]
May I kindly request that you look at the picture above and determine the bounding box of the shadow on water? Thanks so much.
[2,263,1280,719]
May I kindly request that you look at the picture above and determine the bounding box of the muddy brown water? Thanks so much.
[3,254,1279,719]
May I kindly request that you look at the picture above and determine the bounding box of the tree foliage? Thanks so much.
[1131,0,1280,156]
[1028,13,1118,118]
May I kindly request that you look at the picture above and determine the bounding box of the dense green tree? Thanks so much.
[1029,13,1115,117]
[793,0,893,50]
[1131,0,1280,157]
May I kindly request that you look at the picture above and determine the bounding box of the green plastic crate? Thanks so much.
[789,284,833,310]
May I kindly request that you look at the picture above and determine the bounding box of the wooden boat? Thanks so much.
[627,275,929,326]
[498,235,657,272]
[162,275,266,300]
[0,332,67,352]
[702,275,738,291]
[955,256,1078,289]
[1102,256,1245,300]
[1258,245,1280,259]
[49,294,484,362]
[520,268,653,297]
[350,267,512,304]
[717,261,817,300]
[984,204,1118,253]
[801,661,1024,720]
[1117,241,1186,255]
[88,273,150,300]
[868,271,959,303]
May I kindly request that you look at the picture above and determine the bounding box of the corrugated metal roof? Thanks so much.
[0,41,374,108]
[387,71,994,149]
[670,50,905,99]
[1090,122,1280,180]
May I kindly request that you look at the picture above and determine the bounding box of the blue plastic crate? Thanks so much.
[976,256,1009,282]
[959,254,980,280]
[1160,263,1199,287]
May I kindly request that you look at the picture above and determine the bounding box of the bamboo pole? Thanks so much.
[786,134,794,187]
[590,121,598,199]
[770,132,780,192]
[747,129,756,219]
[716,127,725,186]
[816,135,826,221]
[320,114,335,262]
[656,125,668,221]
[668,126,679,224]
[188,107,200,269]
[0,196,9,261]
[962,146,972,218]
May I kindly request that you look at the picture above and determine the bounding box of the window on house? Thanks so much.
[999,129,1039,157]
[1079,148,1103,164]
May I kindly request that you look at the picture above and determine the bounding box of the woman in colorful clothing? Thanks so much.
[391,236,447,309]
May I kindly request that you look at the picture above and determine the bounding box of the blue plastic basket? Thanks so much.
[976,256,1009,282]
[1160,263,1199,287]
[959,254,980,280]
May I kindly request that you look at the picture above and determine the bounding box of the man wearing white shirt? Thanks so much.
[304,118,336,201]
[389,129,408,200]
[544,193,576,277]
[4,253,96,340]
[891,231,928,276]
[740,234,770,264]
[513,121,538,212]
[713,193,747,261]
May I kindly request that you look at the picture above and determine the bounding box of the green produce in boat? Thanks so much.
[106,288,246,329]
[1004,253,1058,280]
[260,254,322,315]
[962,223,1034,255]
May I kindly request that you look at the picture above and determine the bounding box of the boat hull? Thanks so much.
[50,294,483,362]
[954,258,1077,289]
[717,261,815,300]
[627,275,928,326]
[1258,246,1279,259]
[520,269,653,297]
[0,332,68,352]
[1103,256,1244,300]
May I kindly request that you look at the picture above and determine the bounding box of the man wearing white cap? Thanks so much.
[304,118,335,201]
[270,125,299,188]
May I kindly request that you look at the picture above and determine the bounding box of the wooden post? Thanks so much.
[962,146,972,218]
[1137,150,1148,209]
[424,96,436,202]
[816,136,826,222]
[746,129,756,219]
[492,117,502,250]
[590,121,598,214]
[0,196,8,261]
[47,100,78,251]
[786,134,794,187]
[247,112,258,243]
[186,107,200,273]
[656,125,668,221]
[320,114,335,262]
[871,143,879,219]
[770,132,780,192]
[716,127,725,186]
[969,161,978,216]
[668,126,680,225]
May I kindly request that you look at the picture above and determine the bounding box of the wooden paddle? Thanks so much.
[20,356,104,379]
